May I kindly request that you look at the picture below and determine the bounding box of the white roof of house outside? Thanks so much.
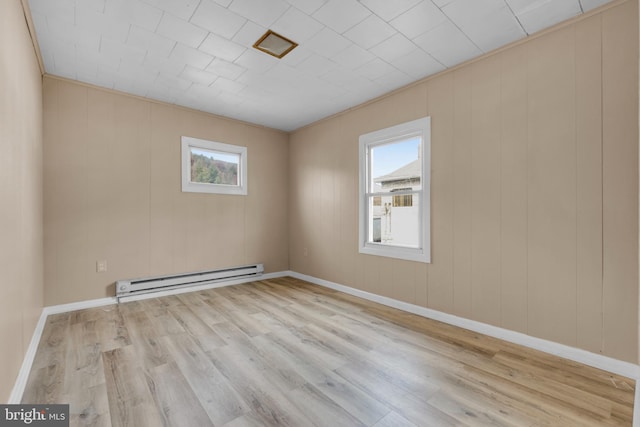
[374,159,420,184]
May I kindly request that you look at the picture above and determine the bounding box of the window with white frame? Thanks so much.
[181,136,247,195]
[359,117,431,263]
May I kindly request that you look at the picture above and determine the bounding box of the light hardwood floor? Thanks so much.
[22,277,635,426]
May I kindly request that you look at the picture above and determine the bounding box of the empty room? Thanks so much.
[1,0,639,425]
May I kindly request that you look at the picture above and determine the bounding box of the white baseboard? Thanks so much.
[9,271,289,403]
[44,297,118,315]
[8,310,48,404]
[635,384,640,427]
[11,269,639,423]
[289,271,640,426]
[287,271,640,381]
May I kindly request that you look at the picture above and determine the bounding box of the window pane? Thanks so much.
[190,147,239,186]
[371,137,421,193]
[368,194,420,248]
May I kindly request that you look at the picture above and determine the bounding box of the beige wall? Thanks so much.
[43,78,289,306]
[289,0,639,363]
[0,0,44,402]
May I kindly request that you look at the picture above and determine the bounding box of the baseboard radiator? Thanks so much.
[116,264,264,301]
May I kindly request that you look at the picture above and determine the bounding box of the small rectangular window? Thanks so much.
[181,136,247,195]
[359,117,431,263]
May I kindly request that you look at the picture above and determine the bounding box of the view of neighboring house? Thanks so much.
[372,158,421,248]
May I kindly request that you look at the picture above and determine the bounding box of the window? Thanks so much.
[392,194,413,207]
[359,117,431,263]
[181,136,247,195]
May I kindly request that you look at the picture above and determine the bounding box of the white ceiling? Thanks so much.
[29,0,612,131]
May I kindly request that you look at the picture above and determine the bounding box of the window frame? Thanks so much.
[181,136,248,196]
[358,117,431,263]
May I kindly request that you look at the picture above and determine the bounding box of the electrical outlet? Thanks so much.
[96,260,107,273]
[303,247,308,257]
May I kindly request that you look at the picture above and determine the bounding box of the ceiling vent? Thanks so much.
[253,30,298,59]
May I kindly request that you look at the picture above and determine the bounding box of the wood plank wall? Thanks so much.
[289,1,639,362]
[0,0,44,401]
[43,79,290,306]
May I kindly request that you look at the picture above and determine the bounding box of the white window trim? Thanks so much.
[358,117,431,263]
[181,136,247,195]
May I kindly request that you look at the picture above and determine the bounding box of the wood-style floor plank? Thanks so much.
[22,277,636,426]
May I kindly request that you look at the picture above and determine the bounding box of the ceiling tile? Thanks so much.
[234,49,279,73]
[236,72,279,93]
[180,64,218,86]
[40,50,56,72]
[279,46,313,66]
[442,0,525,52]
[506,0,581,34]
[312,0,371,33]
[375,68,414,91]
[284,0,328,14]
[354,58,395,80]
[29,10,49,37]
[156,73,194,91]
[85,0,105,13]
[169,43,215,69]
[47,18,102,51]
[140,0,200,21]
[413,20,483,67]
[93,67,117,89]
[344,14,396,49]
[369,33,417,62]
[331,44,376,70]
[215,92,246,107]
[210,76,247,94]
[114,77,151,97]
[38,37,70,67]
[144,53,187,76]
[190,0,247,39]
[432,0,455,5]
[199,33,247,62]
[580,0,611,11]
[75,6,131,43]
[53,47,77,79]
[296,53,339,76]
[320,67,368,87]
[392,48,445,78]
[305,27,352,58]
[228,0,291,28]
[104,0,163,32]
[29,0,75,25]
[127,25,175,57]
[390,1,448,39]
[231,20,267,47]
[182,82,219,100]
[206,58,247,80]
[271,6,324,43]
[32,0,615,131]
[358,0,422,21]
[156,13,208,49]
[263,62,304,83]
[100,37,147,64]
[118,60,157,81]
[331,75,379,95]
[145,85,181,103]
